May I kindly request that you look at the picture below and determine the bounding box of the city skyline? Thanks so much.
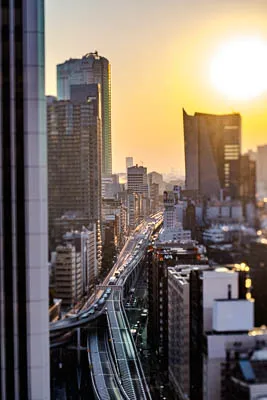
[46,0,267,173]
[3,2,267,399]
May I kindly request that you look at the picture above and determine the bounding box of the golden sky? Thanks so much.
[45,0,267,175]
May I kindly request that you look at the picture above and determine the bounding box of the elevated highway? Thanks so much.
[50,212,162,399]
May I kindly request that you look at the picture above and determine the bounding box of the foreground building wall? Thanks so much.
[0,2,50,398]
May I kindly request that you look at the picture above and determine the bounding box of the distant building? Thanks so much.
[205,200,243,223]
[102,174,120,199]
[159,188,191,242]
[127,165,149,224]
[126,156,134,170]
[184,200,196,238]
[47,84,102,268]
[149,183,160,214]
[126,191,142,229]
[240,152,256,202]
[57,52,112,175]
[148,171,165,194]
[183,109,241,200]
[256,144,267,200]
[55,244,82,307]
[203,224,256,245]
[127,165,149,195]
[102,198,127,247]
[63,227,97,294]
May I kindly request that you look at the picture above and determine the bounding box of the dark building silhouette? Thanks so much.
[247,239,267,326]
[184,200,196,239]
[183,109,241,200]
[240,153,256,202]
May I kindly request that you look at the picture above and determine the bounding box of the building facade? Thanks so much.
[168,267,191,399]
[47,84,102,265]
[57,52,112,175]
[55,244,82,307]
[126,156,133,170]
[256,144,267,200]
[183,109,241,200]
[63,227,97,294]
[148,241,208,377]
[127,164,149,195]
[0,2,50,398]
[240,153,256,202]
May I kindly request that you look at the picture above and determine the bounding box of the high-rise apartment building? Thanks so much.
[0,2,50,398]
[183,109,241,200]
[47,84,102,261]
[126,156,134,170]
[57,52,112,175]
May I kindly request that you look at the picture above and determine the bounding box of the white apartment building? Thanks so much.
[55,244,82,307]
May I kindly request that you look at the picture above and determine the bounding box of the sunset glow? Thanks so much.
[210,37,267,100]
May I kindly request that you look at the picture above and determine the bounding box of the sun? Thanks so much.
[210,37,267,100]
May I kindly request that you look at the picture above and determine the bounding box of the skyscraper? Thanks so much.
[0,2,49,398]
[126,156,133,170]
[47,84,102,267]
[183,109,241,200]
[57,52,112,175]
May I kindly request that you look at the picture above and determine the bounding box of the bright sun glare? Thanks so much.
[210,37,267,100]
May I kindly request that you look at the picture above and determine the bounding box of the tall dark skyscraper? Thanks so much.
[0,1,49,398]
[183,109,241,200]
[47,84,102,267]
[57,52,112,176]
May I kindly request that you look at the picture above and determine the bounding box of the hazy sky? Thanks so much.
[46,0,267,174]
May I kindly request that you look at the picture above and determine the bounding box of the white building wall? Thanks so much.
[24,2,50,398]
[204,333,267,400]
[202,270,238,332]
